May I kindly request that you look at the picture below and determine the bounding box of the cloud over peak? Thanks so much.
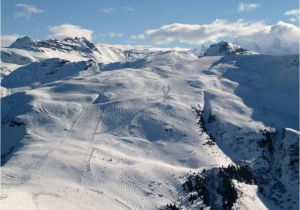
[235,21,299,54]
[48,24,94,41]
[133,20,299,54]
[142,20,266,45]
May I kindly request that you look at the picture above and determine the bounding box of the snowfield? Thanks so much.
[1,38,299,210]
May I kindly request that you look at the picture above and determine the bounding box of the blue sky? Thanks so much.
[1,0,299,49]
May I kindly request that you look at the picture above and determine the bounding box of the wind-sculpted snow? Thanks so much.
[0,38,299,210]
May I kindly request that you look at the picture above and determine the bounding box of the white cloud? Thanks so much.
[123,6,135,12]
[238,3,259,12]
[284,9,300,22]
[130,34,145,40]
[15,3,44,19]
[99,32,123,38]
[235,21,300,54]
[100,8,114,13]
[1,34,21,47]
[134,20,299,54]
[100,6,135,14]
[48,24,94,41]
[142,19,266,45]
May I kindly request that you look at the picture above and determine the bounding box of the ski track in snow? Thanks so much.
[1,56,245,209]
[1,41,298,210]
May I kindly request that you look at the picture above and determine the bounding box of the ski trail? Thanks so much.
[28,104,104,206]
[2,102,85,187]
[67,104,103,142]
[62,103,106,186]
[85,148,94,173]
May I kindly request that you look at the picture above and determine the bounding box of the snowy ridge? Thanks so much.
[1,37,299,210]
[10,36,99,54]
[1,37,189,76]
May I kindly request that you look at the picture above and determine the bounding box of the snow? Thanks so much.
[9,36,35,49]
[204,41,257,56]
[1,37,299,210]
[234,181,269,210]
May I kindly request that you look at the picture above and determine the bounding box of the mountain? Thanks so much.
[9,36,35,49]
[1,37,299,210]
[10,36,99,54]
[203,41,257,56]
[1,37,188,77]
[189,45,207,57]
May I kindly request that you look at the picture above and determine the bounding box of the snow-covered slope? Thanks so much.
[1,37,299,210]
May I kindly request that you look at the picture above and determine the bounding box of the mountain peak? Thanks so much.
[9,36,99,54]
[204,41,256,56]
[62,37,97,51]
[9,36,35,49]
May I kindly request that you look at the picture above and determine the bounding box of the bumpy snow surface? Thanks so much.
[1,37,299,210]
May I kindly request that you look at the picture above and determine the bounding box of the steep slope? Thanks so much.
[1,38,299,210]
[194,54,299,210]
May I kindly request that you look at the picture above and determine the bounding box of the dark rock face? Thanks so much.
[256,128,299,208]
[199,102,299,209]
[9,36,99,55]
[204,41,252,56]
[164,164,255,210]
